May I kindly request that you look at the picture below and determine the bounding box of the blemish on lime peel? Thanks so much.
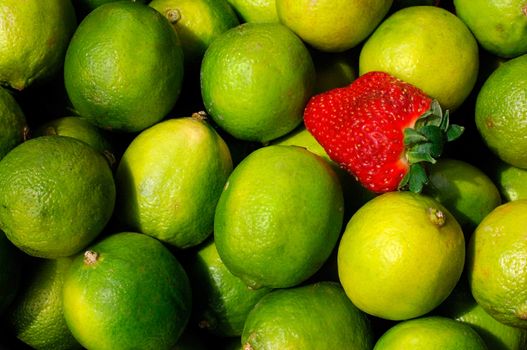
[84,250,99,265]
[428,207,446,227]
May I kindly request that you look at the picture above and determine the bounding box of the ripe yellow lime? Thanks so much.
[242,282,374,350]
[454,0,527,58]
[64,1,184,133]
[0,136,116,258]
[359,5,479,110]
[0,0,77,90]
[226,0,279,23]
[438,276,527,350]
[276,0,393,52]
[0,87,27,160]
[200,23,316,143]
[0,232,20,314]
[63,232,192,350]
[214,145,344,289]
[424,158,501,232]
[467,200,527,328]
[6,257,82,350]
[492,159,527,202]
[34,116,115,167]
[373,316,488,349]
[338,191,465,321]
[115,115,232,248]
[187,239,272,337]
[475,54,527,169]
[149,0,239,67]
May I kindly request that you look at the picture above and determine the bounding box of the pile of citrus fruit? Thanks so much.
[1,0,527,349]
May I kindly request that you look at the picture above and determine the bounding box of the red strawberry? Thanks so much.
[304,71,463,193]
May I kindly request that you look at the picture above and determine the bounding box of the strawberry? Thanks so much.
[303,71,463,193]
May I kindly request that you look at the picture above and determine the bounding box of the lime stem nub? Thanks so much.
[165,9,181,24]
[84,250,99,265]
[428,207,446,227]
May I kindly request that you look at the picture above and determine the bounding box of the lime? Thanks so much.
[6,257,82,350]
[0,0,77,90]
[214,145,344,289]
[226,0,279,23]
[242,281,374,350]
[33,116,115,167]
[149,0,239,67]
[0,136,115,258]
[115,115,232,248]
[276,0,393,52]
[64,1,184,133]
[0,87,27,160]
[63,232,192,350]
[454,0,527,58]
[492,159,527,202]
[0,232,20,314]
[424,158,501,232]
[438,275,527,350]
[373,316,488,349]
[187,239,271,337]
[200,22,315,143]
[467,200,527,328]
[338,191,465,320]
[475,54,527,169]
[359,5,479,110]
[72,0,149,18]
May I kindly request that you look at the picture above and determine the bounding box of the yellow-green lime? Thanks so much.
[0,232,20,314]
[241,281,374,350]
[467,200,527,328]
[115,115,232,248]
[214,145,344,289]
[438,275,527,350]
[34,116,115,167]
[475,54,527,168]
[454,0,527,58]
[63,232,192,350]
[338,191,465,320]
[149,0,239,67]
[0,0,77,90]
[276,0,393,52]
[225,0,278,23]
[492,159,527,202]
[187,239,272,337]
[424,158,501,232]
[359,5,479,110]
[373,316,488,350]
[0,136,115,258]
[0,87,27,160]
[200,23,315,143]
[64,1,184,133]
[6,257,82,350]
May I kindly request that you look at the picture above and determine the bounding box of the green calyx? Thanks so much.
[398,100,464,193]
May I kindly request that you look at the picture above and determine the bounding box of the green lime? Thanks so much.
[475,54,527,168]
[338,191,465,321]
[187,239,272,337]
[0,232,20,314]
[115,115,232,248]
[200,22,315,142]
[276,0,392,52]
[373,316,488,349]
[359,5,479,110]
[150,0,239,67]
[424,158,501,232]
[0,0,77,90]
[242,281,374,350]
[6,257,82,350]
[214,145,344,289]
[226,0,279,23]
[63,232,192,350]
[492,159,527,202]
[454,0,527,58]
[0,136,115,258]
[0,87,27,160]
[467,200,527,328]
[64,1,184,133]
